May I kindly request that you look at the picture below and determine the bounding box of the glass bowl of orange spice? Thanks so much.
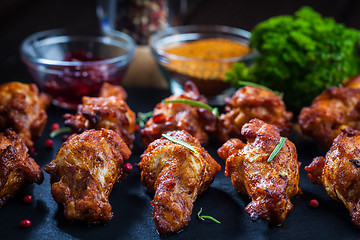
[151,25,256,105]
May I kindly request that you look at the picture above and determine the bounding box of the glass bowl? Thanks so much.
[21,29,135,109]
[151,25,256,105]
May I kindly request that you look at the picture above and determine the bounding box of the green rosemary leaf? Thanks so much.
[137,111,153,128]
[50,127,71,138]
[162,99,219,119]
[197,207,221,224]
[267,137,286,162]
[161,133,197,153]
[237,80,283,98]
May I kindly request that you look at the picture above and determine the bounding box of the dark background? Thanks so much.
[0,0,359,85]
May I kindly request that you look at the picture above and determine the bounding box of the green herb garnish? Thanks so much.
[162,99,219,119]
[161,133,197,153]
[137,111,153,128]
[267,137,286,162]
[197,207,221,224]
[50,127,71,138]
[225,6,360,113]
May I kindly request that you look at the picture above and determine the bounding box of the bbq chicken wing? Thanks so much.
[44,129,131,224]
[98,82,127,100]
[0,129,43,207]
[64,96,136,149]
[0,82,50,147]
[218,119,301,225]
[139,130,221,235]
[217,86,292,144]
[305,127,360,228]
[141,81,216,147]
[299,74,360,148]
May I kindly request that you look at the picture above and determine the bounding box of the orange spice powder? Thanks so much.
[164,38,250,80]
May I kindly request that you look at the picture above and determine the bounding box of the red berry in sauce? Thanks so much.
[23,195,33,204]
[309,199,319,208]
[51,123,60,131]
[44,139,54,148]
[20,219,31,228]
[123,163,133,173]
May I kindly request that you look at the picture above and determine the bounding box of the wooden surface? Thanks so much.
[0,0,359,88]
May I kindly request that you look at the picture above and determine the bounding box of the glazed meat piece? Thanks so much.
[299,74,360,148]
[0,129,43,207]
[218,119,301,225]
[139,130,221,235]
[0,82,50,147]
[217,86,292,144]
[44,129,131,224]
[64,96,136,149]
[141,81,216,147]
[98,82,127,100]
[305,127,360,228]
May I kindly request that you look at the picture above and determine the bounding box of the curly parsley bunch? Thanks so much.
[226,7,360,113]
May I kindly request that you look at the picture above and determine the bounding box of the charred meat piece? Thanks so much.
[44,129,131,224]
[141,81,216,147]
[299,74,360,149]
[64,96,136,149]
[0,82,50,147]
[218,119,301,225]
[217,86,292,144]
[139,130,221,235]
[0,129,43,207]
[305,127,360,228]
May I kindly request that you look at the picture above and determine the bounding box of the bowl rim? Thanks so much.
[150,24,257,63]
[20,28,136,67]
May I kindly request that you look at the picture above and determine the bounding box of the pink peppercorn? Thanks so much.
[44,139,53,148]
[123,163,133,173]
[309,199,319,208]
[20,219,31,228]
[23,195,33,204]
[51,123,60,131]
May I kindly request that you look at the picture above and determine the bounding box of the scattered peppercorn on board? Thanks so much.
[0,88,359,239]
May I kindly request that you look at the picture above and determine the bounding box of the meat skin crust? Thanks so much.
[139,130,220,235]
[0,129,43,207]
[305,127,360,228]
[218,119,301,225]
[44,129,131,224]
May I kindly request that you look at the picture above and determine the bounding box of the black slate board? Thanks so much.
[0,87,359,240]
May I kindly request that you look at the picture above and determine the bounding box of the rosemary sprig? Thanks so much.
[162,99,219,119]
[237,80,283,98]
[50,127,71,138]
[267,137,286,162]
[137,111,153,128]
[197,207,221,224]
[161,133,197,153]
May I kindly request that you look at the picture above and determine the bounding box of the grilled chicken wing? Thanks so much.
[0,129,43,207]
[99,82,127,100]
[141,81,216,147]
[305,127,360,228]
[64,96,136,149]
[299,74,360,148]
[218,119,301,225]
[217,86,292,144]
[0,82,50,147]
[139,130,221,235]
[44,129,131,224]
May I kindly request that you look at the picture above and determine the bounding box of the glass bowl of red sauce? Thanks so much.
[21,29,135,109]
[151,25,257,105]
